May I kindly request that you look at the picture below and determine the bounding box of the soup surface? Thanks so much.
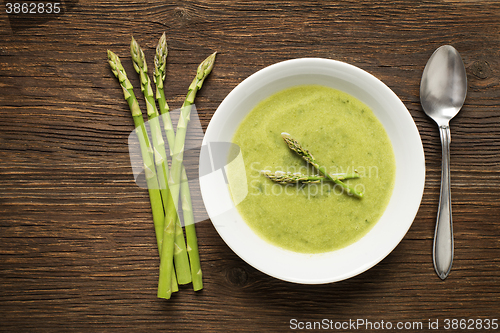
[227,85,396,253]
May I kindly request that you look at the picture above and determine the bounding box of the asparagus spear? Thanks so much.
[154,34,203,291]
[130,37,192,286]
[262,170,359,184]
[158,52,216,298]
[281,133,364,198]
[107,50,178,293]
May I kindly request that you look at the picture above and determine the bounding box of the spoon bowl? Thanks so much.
[420,45,467,280]
[421,45,467,126]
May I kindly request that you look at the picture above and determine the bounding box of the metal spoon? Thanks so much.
[420,45,467,280]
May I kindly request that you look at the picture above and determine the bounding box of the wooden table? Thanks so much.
[1,1,499,331]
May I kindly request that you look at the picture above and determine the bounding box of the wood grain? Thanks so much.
[1,0,499,332]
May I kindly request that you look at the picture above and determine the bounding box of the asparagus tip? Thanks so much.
[154,33,168,82]
[130,36,145,69]
[198,52,217,75]
[107,49,116,60]
[130,36,137,54]
[156,32,168,54]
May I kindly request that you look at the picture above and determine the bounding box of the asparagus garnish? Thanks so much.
[281,133,364,198]
[154,34,203,291]
[130,37,192,287]
[107,50,178,293]
[262,170,360,184]
[158,52,216,298]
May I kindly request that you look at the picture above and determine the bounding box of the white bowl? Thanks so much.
[199,58,425,284]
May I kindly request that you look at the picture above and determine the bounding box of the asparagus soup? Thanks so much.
[227,85,396,254]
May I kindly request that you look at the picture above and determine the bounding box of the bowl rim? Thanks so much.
[200,57,425,284]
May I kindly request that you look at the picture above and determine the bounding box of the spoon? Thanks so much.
[420,45,467,280]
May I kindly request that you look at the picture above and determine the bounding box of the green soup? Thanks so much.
[227,85,396,253]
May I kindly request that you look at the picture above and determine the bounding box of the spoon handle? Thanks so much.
[433,124,454,280]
